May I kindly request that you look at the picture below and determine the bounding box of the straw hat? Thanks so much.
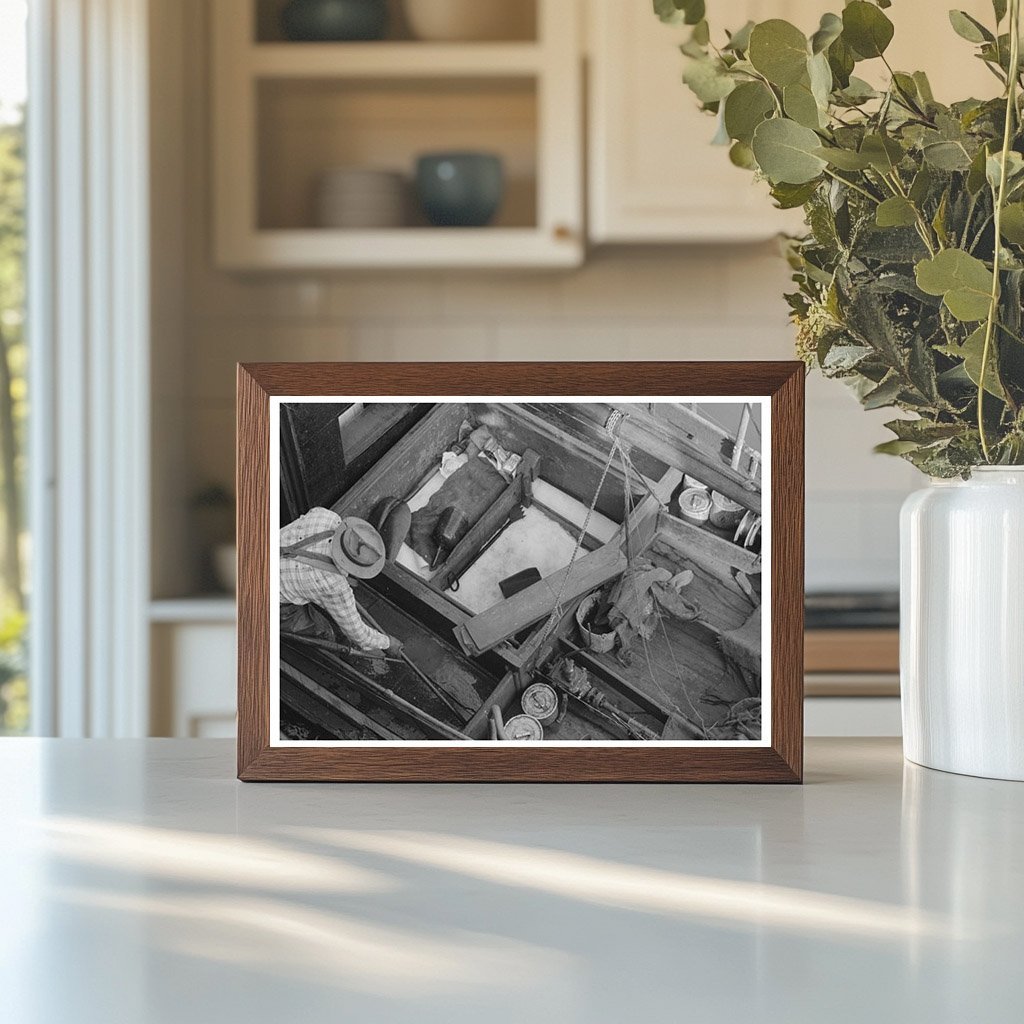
[331,517,386,579]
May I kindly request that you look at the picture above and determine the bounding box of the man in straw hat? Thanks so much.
[279,507,404,655]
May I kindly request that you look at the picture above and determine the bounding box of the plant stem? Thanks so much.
[822,167,880,204]
[979,0,1021,462]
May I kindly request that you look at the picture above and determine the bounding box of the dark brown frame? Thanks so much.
[237,362,804,782]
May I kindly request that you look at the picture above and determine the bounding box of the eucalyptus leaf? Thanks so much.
[729,140,757,169]
[861,133,904,173]
[1000,203,1024,244]
[748,20,809,86]
[876,197,919,228]
[810,12,843,54]
[683,57,736,104]
[724,81,775,144]
[842,1,895,59]
[724,20,755,53]
[948,10,994,44]
[752,118,828,184]
[814,146,872,170]
[784,80,824,129]
[939,326,1006,398]
[915,249,994,321]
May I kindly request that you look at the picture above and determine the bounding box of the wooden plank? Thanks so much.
[331,402,467,522]
[611,404,761,514]
[804,629,899,674]
[281,644,470,741]
[457,543,628,655]
[656,510,761,575]
[462,670,521,739]
[433,449,540,591]
[281,661,401,740]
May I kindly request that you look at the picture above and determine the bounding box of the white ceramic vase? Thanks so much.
[901,467,1024,780]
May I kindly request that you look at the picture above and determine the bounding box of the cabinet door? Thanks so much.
[587,0,809,242]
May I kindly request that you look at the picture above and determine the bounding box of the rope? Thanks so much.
[534,410,626,648]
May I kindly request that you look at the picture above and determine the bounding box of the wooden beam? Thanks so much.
[281,643,470,741]
[655,510,761,575]
[281,661,401,740]
[611,405,761,514]
[455,543,628,656]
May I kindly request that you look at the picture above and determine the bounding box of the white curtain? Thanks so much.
[28,0,150,736]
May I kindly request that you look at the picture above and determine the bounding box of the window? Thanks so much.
[0,0,28,734]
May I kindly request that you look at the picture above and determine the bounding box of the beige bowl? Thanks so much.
[403,0,535,41]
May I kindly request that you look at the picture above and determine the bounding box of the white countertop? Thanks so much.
[1,738,1020,1023]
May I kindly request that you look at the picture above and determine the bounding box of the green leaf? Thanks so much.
[874,439,922,455]
[784,80,824,129]
[748,20,809,86]
[827,36,856,88]
[814,146,872,170]
[810,12,843,54]
[723,81,775,144]
[653,0,705,26]
[751,118,828,184]
[842,1,895,59]
[682,57,736,104]
[939,325,1006,397]
[724,20,755,53]
[771,180,820,209]
[923,140,973,171]
[860,133,904,173]
[948,10,994,44]
[1000,203,1024,244]
[915,249,994,322]
[876,196,918,228]
[729,140,757,169]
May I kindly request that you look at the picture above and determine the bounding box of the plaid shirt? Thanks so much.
[279,508,390,651]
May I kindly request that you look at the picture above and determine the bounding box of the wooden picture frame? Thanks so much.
[238,362,804,782]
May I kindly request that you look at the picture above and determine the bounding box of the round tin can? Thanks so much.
[521,683,559,727]
[678,487,712,526]
[503,715,544,741]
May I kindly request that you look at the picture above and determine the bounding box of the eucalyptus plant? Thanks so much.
[657,0,1024,475]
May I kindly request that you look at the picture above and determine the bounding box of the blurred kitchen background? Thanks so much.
[2,0,996,739]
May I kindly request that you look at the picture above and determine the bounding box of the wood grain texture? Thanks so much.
[236,361,805,783]
[804,629,899,674]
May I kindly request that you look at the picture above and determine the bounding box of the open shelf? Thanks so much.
[212,0,582,268]
[254,0,538,44]
[249,41,544,77]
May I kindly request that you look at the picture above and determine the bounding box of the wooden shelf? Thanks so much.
[249,42,544,79]
[212,0,583,269]
[218,226,580,270]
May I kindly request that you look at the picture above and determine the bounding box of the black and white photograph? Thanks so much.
[271,398,769,745]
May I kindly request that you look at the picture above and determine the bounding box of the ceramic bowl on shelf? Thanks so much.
[402,0,534,41]
[280,0,388,42]
[315,167,407,228]
[414,152,504,227]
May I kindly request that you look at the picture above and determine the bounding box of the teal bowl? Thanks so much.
[415,152,505,228]
[281,0,388,42]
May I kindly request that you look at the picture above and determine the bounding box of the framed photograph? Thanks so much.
[237,362,804,782]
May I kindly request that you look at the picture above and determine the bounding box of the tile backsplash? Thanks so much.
[181,246,916,593]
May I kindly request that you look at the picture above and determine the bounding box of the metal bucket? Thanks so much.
[576,593,617,653]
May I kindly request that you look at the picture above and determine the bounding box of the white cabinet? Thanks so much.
[212,0,584,269]
[586,0,996,244]
[588,0,812,243]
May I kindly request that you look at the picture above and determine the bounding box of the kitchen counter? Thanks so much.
[1,738,1020,1023]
